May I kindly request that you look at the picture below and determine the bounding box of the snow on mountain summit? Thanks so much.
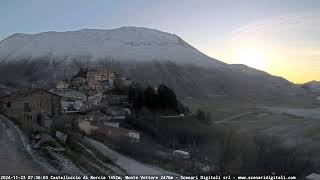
[0,27,224,67]
[0,27,305,99]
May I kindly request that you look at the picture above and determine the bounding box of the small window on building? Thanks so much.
[24,102,31,112]
[6,102,11,108]
[26,115,32,121]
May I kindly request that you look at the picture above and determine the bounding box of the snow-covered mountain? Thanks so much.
[0,27,225,67]
[0,27,305,99]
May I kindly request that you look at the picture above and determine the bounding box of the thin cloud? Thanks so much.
[231,12,320,39]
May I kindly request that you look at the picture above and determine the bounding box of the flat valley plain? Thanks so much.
[183,93,320,163]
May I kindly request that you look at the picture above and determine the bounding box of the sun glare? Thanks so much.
[237,48,268,71]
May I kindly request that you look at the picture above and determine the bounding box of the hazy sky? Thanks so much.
[1,0,320,83]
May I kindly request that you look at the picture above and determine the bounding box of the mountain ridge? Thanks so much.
[0,26,226,68]
[0,26,305,99]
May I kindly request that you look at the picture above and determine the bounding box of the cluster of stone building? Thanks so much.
[0,68,140,144]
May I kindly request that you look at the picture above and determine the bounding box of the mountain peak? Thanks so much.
[0,27,222,67]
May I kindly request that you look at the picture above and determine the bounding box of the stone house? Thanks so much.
[57,90,88,101]
[87,80,103,91]
[103,79,114,90]
[70,68,88,88]
[70,77,86,88]
[61,100,84,112]
[87,69,115,82]
[56,80,69,90]
[55,89,90,112]
[0,88,61,130]
[78,120,99,135]
[113,76,135,92]
[86,69,115,91]
[88,93,103,106]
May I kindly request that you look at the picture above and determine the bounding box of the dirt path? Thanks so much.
[260,107,320,120]
[0,115,45,175]
[84,137,178,175]
[214,110,258,124]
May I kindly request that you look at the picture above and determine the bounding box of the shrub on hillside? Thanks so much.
[129,84,179,113]
[195,109,211,125]
[212,132,314,176]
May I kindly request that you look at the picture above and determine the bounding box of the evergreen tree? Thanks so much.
[158,84,178,111]
[143,86,159,111]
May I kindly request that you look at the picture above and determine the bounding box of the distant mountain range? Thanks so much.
[0,26,306,99]
[301,81,320,92]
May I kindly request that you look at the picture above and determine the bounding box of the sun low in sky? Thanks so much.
[208,12,320,83]
[236,47,268,71]
[0,0,319,83]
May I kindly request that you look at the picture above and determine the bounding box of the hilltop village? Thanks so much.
[0,68,139,140]
[0,67,212,175]
[0,67,315,177]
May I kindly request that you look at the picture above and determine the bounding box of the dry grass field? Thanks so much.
[182,95,320,163]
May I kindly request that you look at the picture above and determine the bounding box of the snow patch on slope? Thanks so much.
[0,27,224,67]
